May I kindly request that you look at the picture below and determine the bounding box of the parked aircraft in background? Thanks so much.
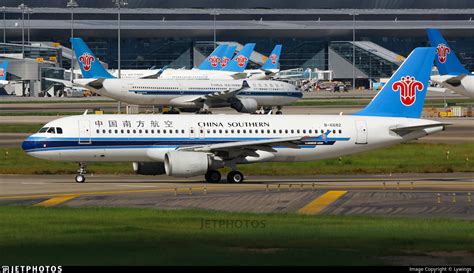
[71,38,301,114]
[0,60,10,87]
[427,28,474,98]
[22,47,446,184]
[244,45,282,80]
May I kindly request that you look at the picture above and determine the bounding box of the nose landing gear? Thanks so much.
[75,162,87,183]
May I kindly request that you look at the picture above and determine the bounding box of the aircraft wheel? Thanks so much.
[75,174,86,183]
[227,171,244,183]
[205,170,221,183]
[276,110,283,115]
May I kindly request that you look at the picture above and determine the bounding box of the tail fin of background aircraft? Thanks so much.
[0,60,8,81]
[354,47,435,118]
[197,44,228,70]
[261,44,282,71]
[426,28,469,75]
[219,45,236,69]
[221,43,256,72]
[70,38,114,79]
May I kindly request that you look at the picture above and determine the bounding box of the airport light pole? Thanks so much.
[351,12,357,91]
[27,7,31,44]
[210,10,219,49]
[3,6,6,43]
[18,3,26,56]
[114,0,127,113]
[67,0,78,81]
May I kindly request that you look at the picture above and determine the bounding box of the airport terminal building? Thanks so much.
[0,0,473,95]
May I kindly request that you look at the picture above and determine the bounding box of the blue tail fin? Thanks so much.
[221,43,255,72]
[219,45,236,69]
[261,44,282,70]
[426,28,469,75]
[70,38,114,79]
[0,60,8,81]
[197,44,228,70]
[354,47,435,118]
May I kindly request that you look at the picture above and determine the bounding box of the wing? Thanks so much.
[178,135,328,160]
[186,80,250,103]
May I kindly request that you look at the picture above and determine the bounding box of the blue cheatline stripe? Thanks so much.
[25,136,351,142]
[22,137,349,153]
[129,90,303,98]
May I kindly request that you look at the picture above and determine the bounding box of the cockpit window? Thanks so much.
[56,127,63,134]
[47,127,56,134]
[38,127,48,133]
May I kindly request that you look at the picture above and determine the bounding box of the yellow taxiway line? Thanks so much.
[34,195,79,207]
[298,190,347,215]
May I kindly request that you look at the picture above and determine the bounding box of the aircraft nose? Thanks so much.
[22,136,36,152]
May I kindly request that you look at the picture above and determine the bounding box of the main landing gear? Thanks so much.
[204,170,244,183]
[75,162,87,183]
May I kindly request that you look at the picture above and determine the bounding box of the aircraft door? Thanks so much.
[355,120,368,144]
[78,120,92,144]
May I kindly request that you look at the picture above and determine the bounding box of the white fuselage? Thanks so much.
[109,69,161,79]
[22,114,443,164]
[431,74,474,98]
[158,68,241,80]
[74,78,302,108]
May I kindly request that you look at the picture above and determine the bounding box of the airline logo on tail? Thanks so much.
[235,55,248,67]
[392,75,424,106]
[269,53,278,65]
[0,68,4,77]
[436,43,450,63]
[221,56,230,68]
[79,52,95,71]
[207,55,221,67]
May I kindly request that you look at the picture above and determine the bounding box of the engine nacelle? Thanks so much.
[133,162,166,175]
[164,151,210,177]
[230,98,258,113]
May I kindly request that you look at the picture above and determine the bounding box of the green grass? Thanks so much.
[1,143,472,175]
[0,206,472,265]
[0,100,114,104]
[290,98,474,107]
[0,124,43,133]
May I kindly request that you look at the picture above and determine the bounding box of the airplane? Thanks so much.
[156,43,253,80]
[71,38,300,114]
[22,47,447,184]
[0,60,10,87]
[243,44,282,80]
[427,28,474,98]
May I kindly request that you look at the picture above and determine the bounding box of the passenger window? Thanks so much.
[190,129,194,134]
[225,130,228,134]
[302,130,306,134]
[139,130,142,134]
[309,129,312,134]
[219,129,222,134]
[291,130,294,134]
[279,129,282,133]
[56,128,63,134]
[163,129,167,134]
[297,130,300,134]
[285,130,288,134]
[109,129,112,133]
[102,129,106,133]
[133,130,136,134]
[145,130,148,134]
[339,129,342,134]
[213,129,216,134]
[115,129,118,134]
[237,129,240,134]
[333,130,336,134]
[127,130,130,134]
[243,129,246,134]
[121,129,124,134]
[96,129,100,134]
[181,129,185,134]
[231,129,234,133]
[151,130,154,134]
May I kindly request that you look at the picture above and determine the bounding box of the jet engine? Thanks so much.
[230,98,258,113]
[164,151,211,177]
[132,162,166,175]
